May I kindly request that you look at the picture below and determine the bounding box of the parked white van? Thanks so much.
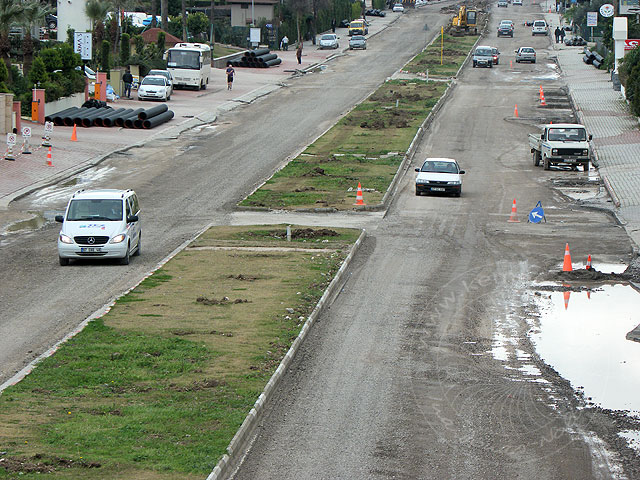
[55,189,141,265]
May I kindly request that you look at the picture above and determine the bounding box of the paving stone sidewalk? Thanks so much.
[546,12,640,250]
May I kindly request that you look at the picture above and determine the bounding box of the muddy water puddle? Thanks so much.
[530,283,640,413]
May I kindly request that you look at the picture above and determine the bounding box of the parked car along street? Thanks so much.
[138,75,171,101]
[318,34,340,49]
[349,35,367,50]
[147,69,174,94]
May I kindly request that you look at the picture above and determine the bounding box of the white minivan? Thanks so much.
[55,189,141,265]
[532,20,548,35]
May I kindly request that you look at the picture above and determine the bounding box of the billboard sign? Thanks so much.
[74,32,92,60]
[587,12,598,27]
[620,0,640,15]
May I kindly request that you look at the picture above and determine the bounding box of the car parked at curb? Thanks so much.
[532,19,548,35]
[415,158,465,197]
[318,33,340,49]
[498,0,508,7]
[138,75,171,101]
[513,0,522,5]
[349,35,367,50]
[393,3,405,12]
[515,46,536,63]
[147,69,174,94]
[56,189,142,266]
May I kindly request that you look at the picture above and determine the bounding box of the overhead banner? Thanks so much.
[620,0,640,15]
[587,12,598,27]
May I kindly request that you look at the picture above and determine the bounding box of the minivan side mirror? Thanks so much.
[415,167,420,172]
[514,49,518,53]
[459,170,466,174]
[540,133,544,139]
[127,215,139,223]
[588,134,592,140]
[55,215,64,223]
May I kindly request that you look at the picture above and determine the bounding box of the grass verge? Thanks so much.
[240,80,448,210]
[0,225,359,479]
[403,33,479,77]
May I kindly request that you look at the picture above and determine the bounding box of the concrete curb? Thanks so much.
[205,229,366,480]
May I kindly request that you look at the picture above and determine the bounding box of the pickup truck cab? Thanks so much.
[529,123,592,170]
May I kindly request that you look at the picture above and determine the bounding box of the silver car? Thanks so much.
[472,46,494,68]
[349,35,367,50]
[515,46,536,63]
[318,34,339,49]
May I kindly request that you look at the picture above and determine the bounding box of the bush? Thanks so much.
[28,57,48,84]
[120,33,131,65]
[39,48,63,72]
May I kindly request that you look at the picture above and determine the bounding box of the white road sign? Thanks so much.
[74,32,93,60]
[7,133,17,146]
[21,126,31,137]
[44,121,54,133]
[587,12,598,27]
[600,3,615,16]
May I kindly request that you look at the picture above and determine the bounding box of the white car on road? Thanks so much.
[393,3,405,12]
[138,75,171,101]
[415,158,465,197]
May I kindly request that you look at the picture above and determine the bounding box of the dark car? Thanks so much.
[497,22,514,37]
[46,14,57,30]
[338,19,350,28]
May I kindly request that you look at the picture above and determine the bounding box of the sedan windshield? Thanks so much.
[420,161,459,173]
[321,35,336,40]
[67,199,123,221]
[476,48,492,56]
[548,128,587,141]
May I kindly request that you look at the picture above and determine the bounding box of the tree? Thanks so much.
[28,56,48,85]
[151,0,157,27]
[39,48,63,72]
[210,0,215,44]
[101,39,111,72]
[157,31,165,53]
[0,0,24,77]
[20,0,50,78]
[187,12,209,38]
[120,32,131,65]
[289,0,309,43]
[86,0,111,62]
[0,57,8,92]
[161,0,168,34]
[310,0,329,45]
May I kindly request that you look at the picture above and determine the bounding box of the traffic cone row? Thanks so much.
[540,90,547,106]
[354,182,365,206]
[514,104,519,117]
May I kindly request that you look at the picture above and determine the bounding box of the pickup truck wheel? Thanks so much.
[543,156,551,170]
[533,151,541,166]
[582,161,590,171]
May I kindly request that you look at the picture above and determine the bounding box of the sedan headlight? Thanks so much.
[447,181,461,185]
[59,233,73,244]
[583,149,588,155]
[416,179,428,184]
[110,234,126,244]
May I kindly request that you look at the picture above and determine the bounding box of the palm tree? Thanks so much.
[0,0,24,77]
[161,0,168,33]
[20,0,50,77]
[85,0,110,62]
[181,0,187,41]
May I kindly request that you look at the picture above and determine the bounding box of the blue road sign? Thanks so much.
[529,206,545,223]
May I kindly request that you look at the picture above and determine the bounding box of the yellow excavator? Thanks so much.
[452,5,478,35]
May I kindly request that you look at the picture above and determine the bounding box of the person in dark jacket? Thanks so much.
[554,26,561,43]
[122,68,133,98]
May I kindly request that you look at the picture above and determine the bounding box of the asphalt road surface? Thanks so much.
[2,2,639,479]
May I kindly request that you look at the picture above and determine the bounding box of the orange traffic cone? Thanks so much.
[507,199,520,222]
[46,146,53,167]
[354,182,365,206]
[587,290,591,299]
[540,91,547,106]
[71,124,78,142]
[562,243,572,272]
[514,104,519,117]
[510,60,513,68]
[586,254,592,270]
[539,87,544,100]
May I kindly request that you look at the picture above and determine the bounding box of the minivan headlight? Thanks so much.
[110,234,126,244]
[59,233,73,244]
[448,181,461,185]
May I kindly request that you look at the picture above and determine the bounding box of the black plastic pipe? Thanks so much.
[94,108,126,127]
[102,108,133,127]
[80,107,113,127]
[47,107,79,125]
[265,58,282,67]
[142,110,174,129]
[255,53,278,63]
[116,108,145,127]
[138,104,168,120]
[248,48,270,57]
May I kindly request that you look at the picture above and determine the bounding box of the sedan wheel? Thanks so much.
[59,257,69,266]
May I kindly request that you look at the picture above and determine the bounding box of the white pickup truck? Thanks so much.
[529,123,592,170]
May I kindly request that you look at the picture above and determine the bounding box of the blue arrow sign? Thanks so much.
[528,205,545,223]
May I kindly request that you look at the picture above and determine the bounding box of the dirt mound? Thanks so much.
[303,167,326,176]
[196,296,249,305]
[0,455,101,474]
[228,274,259,281]
[555,268,630,282]
[290,228,339,239]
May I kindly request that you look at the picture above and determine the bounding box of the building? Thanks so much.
[140,28,182,50]
[57,0,91,36]
[228,0,277,27]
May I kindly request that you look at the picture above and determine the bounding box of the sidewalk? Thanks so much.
[544,11,640,252]
[0,11,400,211]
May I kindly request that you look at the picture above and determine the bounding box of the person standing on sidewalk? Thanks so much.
[560,27,566,44]
[331,19,336,33]
[226,62,235,90]
[122,68,133,99]
[281,35,289,51]
[296,43,303,65]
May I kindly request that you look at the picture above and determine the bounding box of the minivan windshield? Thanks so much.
[420,161,459,174]
[475,48,492,56]
[67,199,123,221]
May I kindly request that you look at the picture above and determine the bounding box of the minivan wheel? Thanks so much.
[120,246,130,265]
[59,257,69,266]
[133,235,141,256]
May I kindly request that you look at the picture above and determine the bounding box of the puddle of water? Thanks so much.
[553,262,628,274]
[619,430,640,454]
[6,214,45,233]
[531,284,640,413]
[31,166,117,206]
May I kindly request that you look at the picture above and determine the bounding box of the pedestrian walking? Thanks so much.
[331,19,336,33]
[226,62,235,90]
[296,43,303,65]
[280,35,289,51]
[122,68,133,99]
[560,27,566,43]
[554,26,561,43]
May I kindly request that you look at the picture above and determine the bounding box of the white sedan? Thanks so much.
[137,75,171,102]
[414,157,465,197]
[318,34,339,49]
[393,3,405,12]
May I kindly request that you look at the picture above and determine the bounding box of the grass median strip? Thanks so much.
[241,80,448,210]
[0,225,359,479]
[403,34,479,77]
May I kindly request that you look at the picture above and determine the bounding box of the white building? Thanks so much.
[57,0,91,36]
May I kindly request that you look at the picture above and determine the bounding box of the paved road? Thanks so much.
[232,5,637,479]
[0,6,450,385]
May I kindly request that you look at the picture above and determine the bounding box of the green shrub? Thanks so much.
[120,33,131,65]
[101,40,111,72]
[28,57,48,85]
[39,48,63,72]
